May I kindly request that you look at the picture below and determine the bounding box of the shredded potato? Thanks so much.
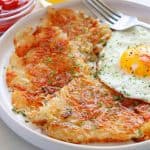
[6,8,150,144]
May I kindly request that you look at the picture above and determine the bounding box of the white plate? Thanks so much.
[0,0,150,150]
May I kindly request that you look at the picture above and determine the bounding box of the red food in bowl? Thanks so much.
[1,0,19,10]
[0,0,35,34]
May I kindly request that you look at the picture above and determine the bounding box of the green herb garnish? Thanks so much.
[44,57,52,64]
[12,108,26,117]
[113,95,123,101]
[98,102,103,107]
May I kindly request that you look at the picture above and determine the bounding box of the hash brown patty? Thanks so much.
[6,8,150,144]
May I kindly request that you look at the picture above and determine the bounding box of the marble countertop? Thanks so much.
[0,0,150,150]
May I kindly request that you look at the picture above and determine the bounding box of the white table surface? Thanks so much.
[0,0,150,150]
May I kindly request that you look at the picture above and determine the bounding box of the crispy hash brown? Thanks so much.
[29,76,150,143]
[6,8,150,144]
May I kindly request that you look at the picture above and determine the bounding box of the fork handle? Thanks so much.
[136,21,150,29]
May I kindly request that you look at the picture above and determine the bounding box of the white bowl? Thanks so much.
[0,0,35,18]
[0,0,36,34]
[0,0,150,150]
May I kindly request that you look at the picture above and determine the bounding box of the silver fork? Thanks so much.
[83,0,150,30]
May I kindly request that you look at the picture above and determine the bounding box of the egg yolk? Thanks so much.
[120,45,150,77]
[47,0,68,4]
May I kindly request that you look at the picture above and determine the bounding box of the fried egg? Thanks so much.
[98,27,150,102]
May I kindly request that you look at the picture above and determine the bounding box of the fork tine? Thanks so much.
[97,0,121,18]
[86,0,115,24]
[94,0,119,21]
[83,1,110,25]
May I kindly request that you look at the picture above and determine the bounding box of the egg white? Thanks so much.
[98,26,150,102]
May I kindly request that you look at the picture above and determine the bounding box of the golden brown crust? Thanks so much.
[6,8,150,144]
